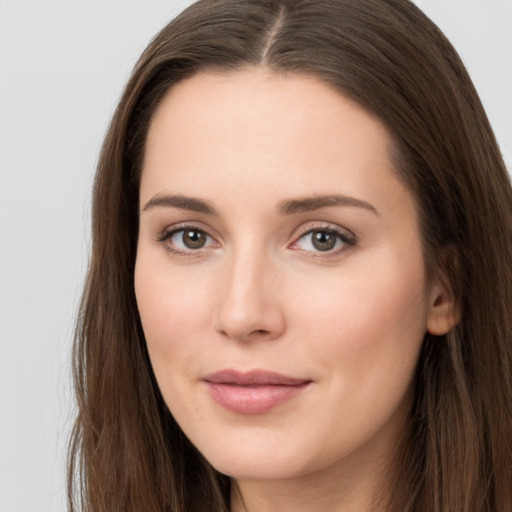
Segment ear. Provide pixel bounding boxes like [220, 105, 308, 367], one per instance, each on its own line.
[426, 279, 460, 335]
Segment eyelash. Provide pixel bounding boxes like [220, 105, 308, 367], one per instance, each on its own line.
[157, 222, 357, 259]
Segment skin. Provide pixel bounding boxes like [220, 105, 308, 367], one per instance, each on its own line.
[135, 68, 456, 512]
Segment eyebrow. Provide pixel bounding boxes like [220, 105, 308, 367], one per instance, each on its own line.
[277, 195, 379, 216]
[142, 194, 218, 215]
[141, 193, 378, 216]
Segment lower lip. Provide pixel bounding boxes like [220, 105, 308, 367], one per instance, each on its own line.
[205, 382, 310, 414]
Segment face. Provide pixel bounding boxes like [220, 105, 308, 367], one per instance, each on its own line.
[135, 69, 449, 485]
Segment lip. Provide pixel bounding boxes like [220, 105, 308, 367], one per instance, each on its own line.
[203, 369, 312, 414]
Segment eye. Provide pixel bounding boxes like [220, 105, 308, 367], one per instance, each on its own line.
[173, 229, 209, 250]
[158, 226, 217, 255]
[291, 226, 356, 256]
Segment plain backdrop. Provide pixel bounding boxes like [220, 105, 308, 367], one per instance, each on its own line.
[0, 1, 510, 511]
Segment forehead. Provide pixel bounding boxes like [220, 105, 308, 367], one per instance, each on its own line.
[146, 68, 391, 157]
[141, 68, 409, 218]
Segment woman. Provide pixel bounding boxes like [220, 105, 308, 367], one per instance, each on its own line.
[68, 1, 512, 511]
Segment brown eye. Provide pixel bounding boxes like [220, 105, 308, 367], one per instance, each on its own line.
[293, 226, 355, 256]
[163, 227, 215, 253]
[311, 230, 337, 251]
[182, 229, 207, 249]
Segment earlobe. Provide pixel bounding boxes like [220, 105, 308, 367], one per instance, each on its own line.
[426, 282, 461, 335]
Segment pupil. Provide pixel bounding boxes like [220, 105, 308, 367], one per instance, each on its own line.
[312, 230, 336, 251]
[183, 230, 206, 249]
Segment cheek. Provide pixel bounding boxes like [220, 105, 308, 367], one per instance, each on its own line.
[303, 236, 426, 330]
[339, 271, 427, 351]
[289, 250, 429, 394]
[134, 251, 213, 371]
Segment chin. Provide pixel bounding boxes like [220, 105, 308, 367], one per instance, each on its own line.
[209, 453, 305, 481]
[192, 429, 338, 482]
[187, 428, 304, 480]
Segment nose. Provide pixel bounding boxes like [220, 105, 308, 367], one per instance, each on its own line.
[213, 247, 286, 343]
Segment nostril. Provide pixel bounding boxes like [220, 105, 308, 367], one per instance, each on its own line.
[245, 329, 274, 340]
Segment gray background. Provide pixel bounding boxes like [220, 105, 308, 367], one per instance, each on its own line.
[0, 1, 510, 511]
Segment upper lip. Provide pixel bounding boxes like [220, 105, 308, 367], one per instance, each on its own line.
[203, 369, 311, 386]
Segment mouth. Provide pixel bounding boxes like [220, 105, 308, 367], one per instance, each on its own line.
[203, 369, 312, 415]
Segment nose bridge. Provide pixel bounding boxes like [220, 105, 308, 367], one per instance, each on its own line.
[214, 238, 285, 342]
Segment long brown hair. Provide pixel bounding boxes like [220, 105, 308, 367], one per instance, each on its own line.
[68, 1, 512, 510]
